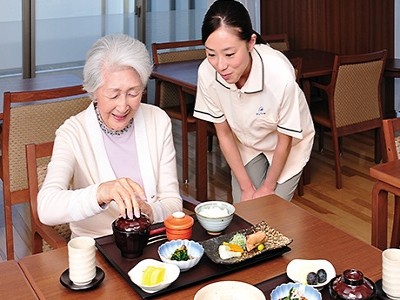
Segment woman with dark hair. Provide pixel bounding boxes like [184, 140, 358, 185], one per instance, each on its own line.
[194, 0, 315, 202]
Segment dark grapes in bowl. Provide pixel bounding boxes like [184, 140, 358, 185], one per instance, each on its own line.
[287, 259, 336, 289]
[307, 269, 328, 285]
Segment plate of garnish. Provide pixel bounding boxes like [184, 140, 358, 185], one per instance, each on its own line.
[200, 221, 292, 264]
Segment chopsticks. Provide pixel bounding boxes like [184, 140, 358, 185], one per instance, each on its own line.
[147, 234, 167, 245]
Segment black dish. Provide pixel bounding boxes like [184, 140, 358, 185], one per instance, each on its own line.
[60, 266, 105, 291]
[200, 221, 292, 265]
[375, 279, 393, 300]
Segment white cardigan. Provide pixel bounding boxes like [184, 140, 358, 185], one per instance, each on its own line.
[38, 102, 182, 238]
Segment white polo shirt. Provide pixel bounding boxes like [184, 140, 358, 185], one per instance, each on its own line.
[194, 44, 315, 183]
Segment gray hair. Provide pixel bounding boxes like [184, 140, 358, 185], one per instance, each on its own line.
[83, 34, 152, 98]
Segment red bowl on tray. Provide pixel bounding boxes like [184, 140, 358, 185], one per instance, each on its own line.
[329, 269, 376, 300]
[112, 213, 152, 258]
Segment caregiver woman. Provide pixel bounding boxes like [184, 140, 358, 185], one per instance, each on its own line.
[194, 0, 315, 202]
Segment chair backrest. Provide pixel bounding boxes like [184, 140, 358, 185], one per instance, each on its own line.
[328, 49, 387, 130]
[261, 33, 290, 51]
[152, 40, 205, 108]
[2, 84, 90, 259]
[26, 141, 70, 253]
[382, 118, 400, 162]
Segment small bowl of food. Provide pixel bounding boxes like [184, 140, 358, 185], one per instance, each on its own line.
[271, 282, 322, 300]
[195, 201, 235, 235]
[128, 258, 180, 293]
[158, 239, 204, 271]
[286, 259, 336, 289]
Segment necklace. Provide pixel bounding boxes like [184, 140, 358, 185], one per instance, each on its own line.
[94, 103, 133, 136]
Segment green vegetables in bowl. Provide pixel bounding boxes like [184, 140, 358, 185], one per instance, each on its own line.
[171, 245, 190, 261]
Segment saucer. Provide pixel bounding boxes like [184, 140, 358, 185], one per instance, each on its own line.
[376, 279, 400, 300]
[60, 266, 105, 291]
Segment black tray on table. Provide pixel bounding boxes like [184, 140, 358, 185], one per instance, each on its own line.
[95, 214, 292, 299]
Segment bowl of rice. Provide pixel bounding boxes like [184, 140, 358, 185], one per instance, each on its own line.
[194, 201, 235, 235]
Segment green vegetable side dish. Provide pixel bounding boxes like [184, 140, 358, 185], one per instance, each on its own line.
[229, 233, 246, 250]
[170, 245, 191, 261]
[279, 287, 307, 300]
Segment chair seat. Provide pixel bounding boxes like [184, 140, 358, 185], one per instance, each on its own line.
[310, 100, 330, 128]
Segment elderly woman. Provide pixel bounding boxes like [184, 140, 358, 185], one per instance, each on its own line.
[38, 34, 182, 238]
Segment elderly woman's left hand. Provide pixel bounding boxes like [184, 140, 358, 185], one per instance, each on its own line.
[96, 177, 154, 222]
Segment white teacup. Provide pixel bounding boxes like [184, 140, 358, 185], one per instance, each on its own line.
[382, 248, 400, 299]
[68, 236, 96, 286]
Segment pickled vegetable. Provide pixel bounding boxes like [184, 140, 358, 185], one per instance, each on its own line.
[142, 266, 165, 286]
[223, 242, 244, 252]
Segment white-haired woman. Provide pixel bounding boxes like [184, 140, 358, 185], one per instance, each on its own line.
[38, 34, 182, 238]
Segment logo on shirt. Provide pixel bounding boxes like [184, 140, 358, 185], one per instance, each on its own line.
[256, 106, 266, 115]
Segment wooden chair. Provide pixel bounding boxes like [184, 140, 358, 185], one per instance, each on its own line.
[26, 140, 201, 253]
[261, 33, 290, 51]
[311, 49, 387, 189]
[2, 85, 91, 259]
[152, 40, 208, 183]
[26, 141, 71, 253]
[381, 118, 400, 248]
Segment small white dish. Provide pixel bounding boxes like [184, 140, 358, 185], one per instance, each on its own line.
[271, 282, 322, 300]
[286, 258, 336, 289]
[158, 239, 204, 271]
[194, 281, 266, 300]
[128, 258, 180, 293]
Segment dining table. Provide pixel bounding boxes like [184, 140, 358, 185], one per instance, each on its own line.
[0, 73, 83, 120]
[17, 194, 383, 299]
[383, 58, 400, 118]
[0, 260, 38, 299]
[370, 159, 400, 250]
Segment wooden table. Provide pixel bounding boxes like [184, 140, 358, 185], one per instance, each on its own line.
[285, 49, 335, 102]
[0, 260, 38, 299]
[383, 58, 400, 118]
[0, 73, 83, 120]
[370, 159, 400, 250]
[18, 195, 382, 299]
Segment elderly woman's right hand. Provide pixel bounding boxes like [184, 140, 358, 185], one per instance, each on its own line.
[96, 178, 147, 220]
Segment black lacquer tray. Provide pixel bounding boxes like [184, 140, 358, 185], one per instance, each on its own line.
[95, 215, 291, 299]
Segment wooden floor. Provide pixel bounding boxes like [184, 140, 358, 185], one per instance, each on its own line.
[0, 120, 393, 261]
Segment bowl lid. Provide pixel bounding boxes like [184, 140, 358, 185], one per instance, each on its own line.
[330, 269, 376, 300]
[114, 213, 151, 232]
[164, 212, 194, 230]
